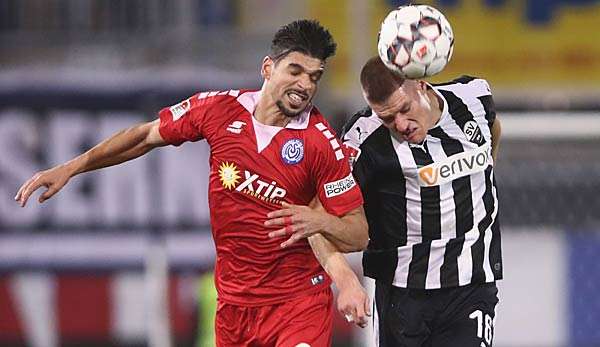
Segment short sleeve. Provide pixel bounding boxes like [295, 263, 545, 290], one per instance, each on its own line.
[158, 94, 208, 146]
[477, 79, 496, 129]
[312, 125, 363, 217]
[340, 109, 376, 194]
[341, 141, 372, 195]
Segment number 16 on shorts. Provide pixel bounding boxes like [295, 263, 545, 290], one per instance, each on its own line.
[469, 309, 494, 347]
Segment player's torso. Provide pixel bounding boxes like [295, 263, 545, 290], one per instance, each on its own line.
[206, 103, 318, 231]
[346, 82, 496, 245]
[201, 90, 334, 304]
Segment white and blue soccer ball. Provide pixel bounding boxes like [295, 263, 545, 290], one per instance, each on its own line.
[377, 5, 454, 79]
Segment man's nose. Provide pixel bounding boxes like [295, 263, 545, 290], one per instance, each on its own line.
[297, 74, 312, 91]
[394, 117, 409, 133]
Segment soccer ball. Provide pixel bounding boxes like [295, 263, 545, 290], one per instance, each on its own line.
[377, 5, 454, 79]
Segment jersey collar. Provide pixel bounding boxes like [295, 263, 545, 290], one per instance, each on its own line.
[428, 83, 449, 131]
[237, 84, 312, 130]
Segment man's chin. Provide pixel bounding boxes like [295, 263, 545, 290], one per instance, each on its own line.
[277, 100, 305, 118]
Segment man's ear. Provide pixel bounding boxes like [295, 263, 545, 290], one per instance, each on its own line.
[261, 56, 273, 80]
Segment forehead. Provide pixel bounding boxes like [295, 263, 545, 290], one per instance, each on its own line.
[277, 51, 324, 70]
[371, 88, 409, 114]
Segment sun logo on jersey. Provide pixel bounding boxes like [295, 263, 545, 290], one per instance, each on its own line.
[218, 162, 241, 190]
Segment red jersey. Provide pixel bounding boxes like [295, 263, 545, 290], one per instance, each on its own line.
[158, 89, 363, 306]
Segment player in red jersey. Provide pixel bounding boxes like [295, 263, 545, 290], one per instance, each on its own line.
[15, 20, 370, 346]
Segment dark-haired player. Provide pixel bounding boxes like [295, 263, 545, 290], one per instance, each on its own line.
[16, 20, 369, 347]
[342, 56, 502, 347]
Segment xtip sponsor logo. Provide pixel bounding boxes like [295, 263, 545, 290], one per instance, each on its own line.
[218, 162, 241, 190]
[169, 99, 191, 121]
[324, 173, 357, 198]
[281, 138, 304, 165]
[417, 143, 492, 187]
[218, 162, 287, 203]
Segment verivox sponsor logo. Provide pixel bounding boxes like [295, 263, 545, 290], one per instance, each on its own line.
[324, 173, 356, 198]
[417, 143, 491, 187]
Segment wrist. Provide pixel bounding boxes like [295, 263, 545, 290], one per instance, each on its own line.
[63, 159, 82, 177]
[332, 267, 361, 291]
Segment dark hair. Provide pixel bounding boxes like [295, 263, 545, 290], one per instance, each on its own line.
[270, 19, 337, 62]
[360, 56, 406, 104]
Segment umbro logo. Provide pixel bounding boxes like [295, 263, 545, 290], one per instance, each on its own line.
[226, 121, 246, 134]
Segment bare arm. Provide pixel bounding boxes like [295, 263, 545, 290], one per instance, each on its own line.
[491, 117, 501, 163]
[308, 233, 369, 328]
[15, 119, 166, 206]
[310, 201, 368, 252]
[265, 201, 368, 253]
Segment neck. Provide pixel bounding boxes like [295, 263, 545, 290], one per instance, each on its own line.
[254, 92, 292, 127]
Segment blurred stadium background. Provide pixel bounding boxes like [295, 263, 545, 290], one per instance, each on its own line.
[0, 0, 599, 346]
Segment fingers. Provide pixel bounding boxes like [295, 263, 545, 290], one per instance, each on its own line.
[17, 175, 45, 207]
[264, 214, 296, 227]
[265, 222, 310, 247]
[39, 184, 59, 203]
[280, 231, 304, 248]
[268, 224, 296, 238]
[266, 208, 293, 219]
[15, 173, 39, 203]
[354, 300, 368, 328]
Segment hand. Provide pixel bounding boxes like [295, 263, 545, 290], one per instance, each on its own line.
[337, 279, 371, 328]
[264, 202, 332, 248]
[14, 164, 73, 207]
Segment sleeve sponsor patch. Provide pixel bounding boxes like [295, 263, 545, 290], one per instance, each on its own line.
[324, 173, 357, 198]
[169, 99, 191, 121]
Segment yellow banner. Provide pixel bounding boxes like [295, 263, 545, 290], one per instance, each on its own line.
[309, 0, 600, 89]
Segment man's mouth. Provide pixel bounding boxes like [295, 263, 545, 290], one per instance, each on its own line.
[402, 127, 419, 142]
[286, 91, 308, 106]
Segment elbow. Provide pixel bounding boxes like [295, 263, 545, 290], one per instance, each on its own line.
[343, 222, 369, 253]
[357, 222, 369, 251]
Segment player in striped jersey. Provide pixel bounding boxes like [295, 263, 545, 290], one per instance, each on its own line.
[342, 56, 503, 347]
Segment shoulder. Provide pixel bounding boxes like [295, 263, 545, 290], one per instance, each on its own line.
[165, 89, 243, 119]
[195, 89, 247, 107]
[433, 75, 493, 98]
[341, 106, 384, 147]
[306, 107, 345, 161]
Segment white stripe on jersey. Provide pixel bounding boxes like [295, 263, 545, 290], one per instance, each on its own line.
[425, 238, 449, 289]
[484, 169, 500, 282]
[391, 134, 422, 245]
[424, 139, 456, 289]
[457, 227, 478, 286]
[392, 243, 414, 288]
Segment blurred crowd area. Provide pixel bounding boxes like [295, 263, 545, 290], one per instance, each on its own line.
[0, 1, 599, 347]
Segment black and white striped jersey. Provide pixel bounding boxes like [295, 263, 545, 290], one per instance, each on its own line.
[342, 76, 502, 289]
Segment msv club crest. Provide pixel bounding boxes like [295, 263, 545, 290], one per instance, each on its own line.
[281, 138, 304, 165]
